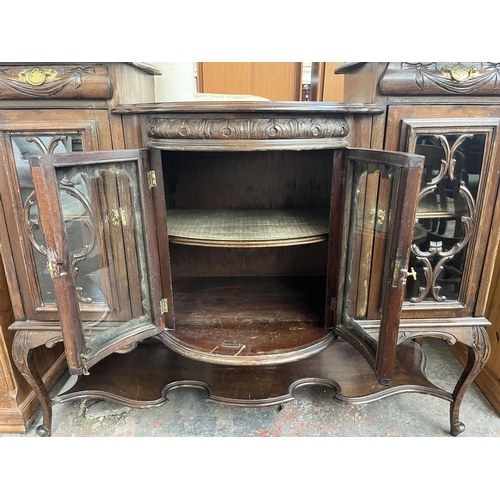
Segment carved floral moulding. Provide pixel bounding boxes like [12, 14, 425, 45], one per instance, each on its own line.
[0, 65, 112, 99]
[380, 62, 500, 95]
[147, 115, 350, 142]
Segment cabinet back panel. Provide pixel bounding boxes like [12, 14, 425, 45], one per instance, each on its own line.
[169, 243, 328, 278]
[162, 150, 334, 209]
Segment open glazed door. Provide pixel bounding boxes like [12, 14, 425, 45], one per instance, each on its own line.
[336, 148, 424, 385]
[29, 149, 164, 375]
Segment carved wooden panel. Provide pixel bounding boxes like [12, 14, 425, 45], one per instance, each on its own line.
[0, 65, 112, 100]
[148, 115, 350, 141]
[380, 62, 500, 96]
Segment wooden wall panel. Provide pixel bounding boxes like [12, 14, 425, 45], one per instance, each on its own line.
[197, 62, 303, 101]
[485, 250, 500, 377]
[310, 63, 345, 102]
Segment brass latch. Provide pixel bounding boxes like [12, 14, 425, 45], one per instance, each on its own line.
[47, 258, 67, 279]
[160, 298, 169, 314]
[369, 209, 386, 232]
[392, 262, 417, 287]
[110, 208, 127, 227]
[147, 170, 157, 188]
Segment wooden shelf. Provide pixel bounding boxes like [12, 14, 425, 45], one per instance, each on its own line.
[416, 196, 469, 219]
[57, 339, 444, 410]
[162, 276, 332, 365]
[166, 208, 330, 247]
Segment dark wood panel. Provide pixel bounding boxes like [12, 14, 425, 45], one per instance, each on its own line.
[163, 149, 334, 210]
[169, 242, 328, 278]
[173, 276, 326, 325]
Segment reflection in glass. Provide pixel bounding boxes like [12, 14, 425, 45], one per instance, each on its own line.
[14, 135, 83, 306]
[28, 152, 154, 357]
[405, 133, 484, 303]
[343, 163, 395, 346]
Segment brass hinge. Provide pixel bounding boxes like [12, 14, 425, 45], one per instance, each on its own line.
[81, 354, 90, 376]
[391, 260, 402, 287]
[160, 298, 169, 314]
[147, 170, 157, 188]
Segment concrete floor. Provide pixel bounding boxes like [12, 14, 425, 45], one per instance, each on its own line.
[2, 338, 500, 438]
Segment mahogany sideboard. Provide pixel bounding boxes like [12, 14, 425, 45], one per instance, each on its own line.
[0, 62, 159, 432]
[0, 66, 493, 437]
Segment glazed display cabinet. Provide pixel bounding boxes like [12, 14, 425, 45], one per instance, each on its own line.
[337, 61, 500, 416]
[0, 62, 158, 431]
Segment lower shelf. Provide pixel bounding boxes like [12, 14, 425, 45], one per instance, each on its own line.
[55, 338, 451, 408]
[166, 276, 332, 365]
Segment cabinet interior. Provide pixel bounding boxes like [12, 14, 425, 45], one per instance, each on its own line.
[161, 149, 335, 358]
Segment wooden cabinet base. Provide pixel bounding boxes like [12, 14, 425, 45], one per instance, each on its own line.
[52, 339, 467, 436]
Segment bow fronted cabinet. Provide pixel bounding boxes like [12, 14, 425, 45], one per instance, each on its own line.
[0, 65, 495, 437]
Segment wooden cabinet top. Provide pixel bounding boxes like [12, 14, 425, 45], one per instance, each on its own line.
[112, 101, 384, 115]
[113, 101, 383, 151]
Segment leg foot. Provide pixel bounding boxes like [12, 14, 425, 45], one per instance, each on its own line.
[449, 326, 490, 436]
[450, 421, 465, 437]
[12, 330, 54, 437]
[36, 425, 51, 438]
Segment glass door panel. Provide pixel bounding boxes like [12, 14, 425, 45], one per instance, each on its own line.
[406, 133, 485, 304]
[13, 134, 83, 306]
[29, 150, 158, 374]
[338, 148, 423, 383]
[343, 164, 394, 347]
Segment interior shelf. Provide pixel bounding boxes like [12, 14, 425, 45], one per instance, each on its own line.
[416, 195, 469, 219]
[161, 276, 333, 365]
[166, 208, 330, 247]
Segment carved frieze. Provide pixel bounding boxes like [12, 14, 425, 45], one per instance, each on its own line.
[0, 65, 112, 99]
[380, 62, 500, 95]
[147, 116, 350, 141]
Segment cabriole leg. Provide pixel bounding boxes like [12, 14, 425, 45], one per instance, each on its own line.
[450, 326, 490, 436]
[12, 330, 53, 437]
